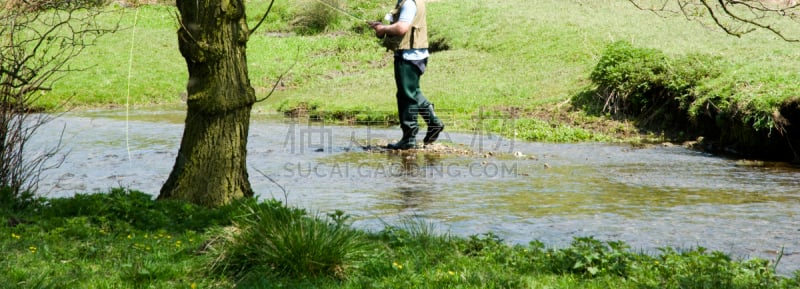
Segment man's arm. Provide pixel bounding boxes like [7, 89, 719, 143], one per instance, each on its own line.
[370, 21, 410, 38]
[370, 0, 416, 38]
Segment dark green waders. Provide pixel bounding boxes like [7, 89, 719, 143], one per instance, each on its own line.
[388, 56, 444, 150]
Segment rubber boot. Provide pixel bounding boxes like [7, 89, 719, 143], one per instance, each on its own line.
[420, 102, 444, 145]
[390, 56, 424, 150]
[388, 104, 418, 150]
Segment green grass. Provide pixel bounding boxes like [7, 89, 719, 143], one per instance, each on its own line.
[35, 0, 800, 143]
[9, 1, 800, 286]
[1, 189, 799, 288]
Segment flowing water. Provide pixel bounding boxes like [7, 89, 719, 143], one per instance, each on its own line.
[30, 108, 800, 274]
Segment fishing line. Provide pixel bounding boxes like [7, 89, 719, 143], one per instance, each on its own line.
[310, 0, 372, 23]
[125, 8, 140, 164]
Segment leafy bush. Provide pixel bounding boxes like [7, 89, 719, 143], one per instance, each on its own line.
[207, 200, 368, 279]
[632, 247, 791, 289]
[547, 236, 633, 277]
[589, 41, 721, 122]
[0, 186, 44, 214]
[587, 41, 800, 158]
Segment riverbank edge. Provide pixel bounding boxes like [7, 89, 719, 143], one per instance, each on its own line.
[270, 96, 800, 163]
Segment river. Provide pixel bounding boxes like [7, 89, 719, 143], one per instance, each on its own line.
[28, 108, 800, 274]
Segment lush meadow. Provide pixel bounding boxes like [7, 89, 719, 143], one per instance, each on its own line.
[40, 0, 800, 145]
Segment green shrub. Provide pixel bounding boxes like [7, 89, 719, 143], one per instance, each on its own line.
[207, 200, 368, 279]
[637, 247, 781, 289]
[589, 41, 721, 121]
[590, 41, 669, 114]
[0, 186, 44, 214]
[587, 41, 800, 157]
[548, 236, 633, 277]
[459, 232, 505, 257]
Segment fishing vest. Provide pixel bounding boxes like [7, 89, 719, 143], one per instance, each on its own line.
[383, 0, 429, 51]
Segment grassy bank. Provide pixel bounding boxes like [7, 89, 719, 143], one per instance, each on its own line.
[39, 0, 799, 148]
[2, 189, 799, 288]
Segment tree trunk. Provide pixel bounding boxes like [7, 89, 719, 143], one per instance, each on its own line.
[158, 0, 255, 207]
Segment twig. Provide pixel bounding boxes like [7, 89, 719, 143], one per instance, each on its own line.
[250, 0, 276, 34]
[252, 166, 288, 203]
[255, 47, 300, 103]
[628, 0, 800, 42]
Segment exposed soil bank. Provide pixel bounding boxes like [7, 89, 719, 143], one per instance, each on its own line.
[582, 92, 800, 162]
[704, 98, 800, 161]
[584, 92, 800, 162]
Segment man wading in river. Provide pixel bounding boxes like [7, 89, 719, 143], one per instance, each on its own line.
[370, 0, 444, 150]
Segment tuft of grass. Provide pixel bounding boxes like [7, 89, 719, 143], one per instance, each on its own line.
[207, 199, 369, 280]
[291, 0, 347, 35]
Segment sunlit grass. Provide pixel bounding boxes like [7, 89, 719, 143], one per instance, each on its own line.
[34, 0, 800, 142]
[1, 189, 799, 288]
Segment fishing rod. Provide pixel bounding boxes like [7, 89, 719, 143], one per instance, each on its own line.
[310, 0, 378, 25]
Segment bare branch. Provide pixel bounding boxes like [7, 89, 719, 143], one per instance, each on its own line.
[715, 0, 799, 41]
[629, 0, 800, 42]
[255, 47, 300, 103]
[255, 61, 296, 103]
[252, 166, 288, 203]
[1, 0, 117, 197]
[250, 0, 276, 34]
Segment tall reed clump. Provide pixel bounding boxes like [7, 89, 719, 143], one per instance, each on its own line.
[291, 0, 346, 35]
[206, 199, 368, 280]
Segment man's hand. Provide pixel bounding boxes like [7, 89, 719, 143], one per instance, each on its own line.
[369, 21, 386, 38]
[368, 21, 410, 39]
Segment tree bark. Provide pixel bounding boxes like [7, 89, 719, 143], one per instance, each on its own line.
[159, 0, 255, 207]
